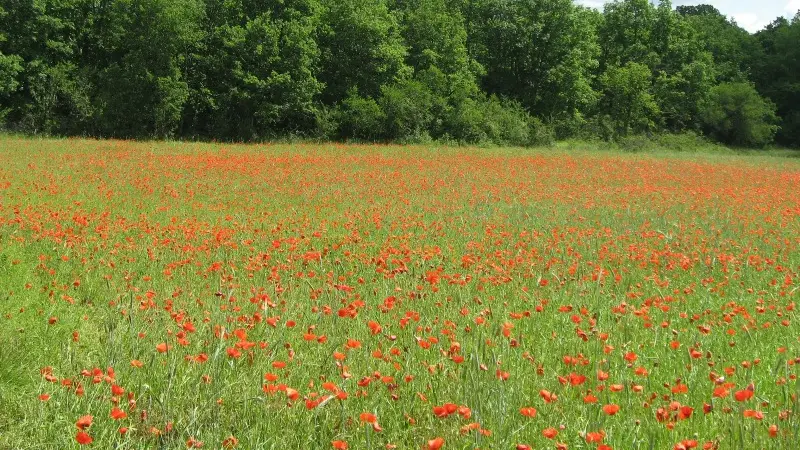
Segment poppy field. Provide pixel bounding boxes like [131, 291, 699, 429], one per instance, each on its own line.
[0, 136, 799, 450]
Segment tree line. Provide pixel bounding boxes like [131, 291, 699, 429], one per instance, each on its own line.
[1, 0, 798, 148]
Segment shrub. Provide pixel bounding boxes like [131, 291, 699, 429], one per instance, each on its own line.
[335, 90, 386, 141]
[447, 97, 489, 144]
[527, 117, 555, 147]
[700, 82, 779, 147]
[448, 95, 553, 147]
[616, 132, 731, 153]
[480, 96, 531, 146]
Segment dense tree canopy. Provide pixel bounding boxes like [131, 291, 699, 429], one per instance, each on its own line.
[0, 0, 797, 147]
[749, 13, 800, 147]
[700, 82, 779, 147]
[182, 0, 322, 140]
[466, 0, 599, 125]
[317, 0, 407, 105]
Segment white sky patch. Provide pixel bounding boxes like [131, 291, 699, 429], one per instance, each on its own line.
[731, 12, 769, 32]
[575, 1, 795, 32]
[579, 0, 605, 8]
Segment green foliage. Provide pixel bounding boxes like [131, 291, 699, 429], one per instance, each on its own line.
[22, 61, 92, 133]
[0, 0, 797, 148]
[615, 131, 730, 153]
[0, 0, 94, 133]
[318, 0, 408, 104]
[654, 56, 715, 131]
[595, 1, 724, 142]
[598, 62, 660, 138]
[600, 0, 658, 68]
[467, 0, 599, 123]
[91, 0, 203, 138]
[0, 52, 22, 123]
[750, 14, 800, 146]
[332, 89, 386, 141]
[396, 0, 493, 142]
[0, 53, 22, 95]
[399, 0, 478, 82]
[700, 82, 779, 147]
[448, 95, 537, 146]
[678, 5, 756, 82]
[379, 78, 435, 143]
[184, 0, 322, 140]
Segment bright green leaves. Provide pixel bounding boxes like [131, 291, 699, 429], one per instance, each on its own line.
[597, 62, 660, 138]
[184, 0, 322, 140]
[318, 0, 408, 104]
[467, 0, 599, 126]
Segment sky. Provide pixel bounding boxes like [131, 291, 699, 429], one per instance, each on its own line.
[576, 0, 800, 32]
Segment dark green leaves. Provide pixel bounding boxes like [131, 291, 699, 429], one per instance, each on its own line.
[0, 0, 797, 148]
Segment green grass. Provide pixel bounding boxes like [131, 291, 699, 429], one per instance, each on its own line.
[0, 135, 798, 449]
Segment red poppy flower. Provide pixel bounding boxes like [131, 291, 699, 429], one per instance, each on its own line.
[221, 436, 239, 449]
[602, 404, 620, 416]
[734, 389, 753, 402]
[76, 415, 93, 430]
[427, 437, 444, 450]
[110, 407, 127, 420]
[540, 390, 557, 403]
[542, 428, 559, 439]
[586, 431, 606, 443]
[359, 412, 377, 424]
[76, 431, 92, 445]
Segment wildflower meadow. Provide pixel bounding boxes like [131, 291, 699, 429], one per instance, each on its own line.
[0, 136, 798, 449]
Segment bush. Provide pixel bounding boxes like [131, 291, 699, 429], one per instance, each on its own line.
[480, 96, 531, 146]
[447, 97, 489, 144]
[446, 95, 554, 147]
[614, 132, 732, 153]
[777, 111, 800, 148]
[551, 114, 590, 141]
[527, 116, 555, 147]
[700, 82, 780, 147]
[616, 134, 654, 152]
[379, 79, 435, 143]
[326, 83, 554, 147]
[313, 105, 339, 140]
[652, 132, 718, 151]
[334, 90, 386, 141]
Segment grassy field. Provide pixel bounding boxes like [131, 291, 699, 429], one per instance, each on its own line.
[0, 136, 798, 449]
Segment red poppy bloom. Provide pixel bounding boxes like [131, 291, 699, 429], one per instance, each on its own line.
[359, 412, 377, 424]
[222, 436, 238, 448]
[540, 390, 557, 403]
[76, 431, 92, 445]
[734, 388, 754, 402]
[602, 404, 620, 416]
[76, 415, 93, 430]
[427, 437, 444, 450]
[110, 407, 127, 420]
[586, 431, 606, 443]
